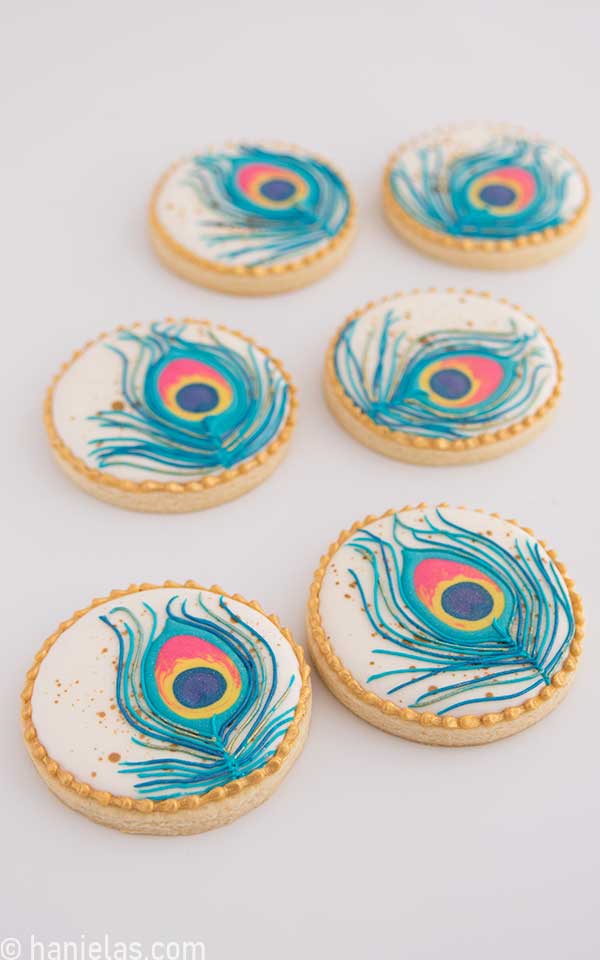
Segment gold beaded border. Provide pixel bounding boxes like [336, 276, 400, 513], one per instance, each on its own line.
[45, 319, 298, 496]
[325, 288, 563, 454]
[149, 142, 357, 279]
[307, 504, 584, 733]
[22, 581, 311, 815]
[382, 124, 590, 255]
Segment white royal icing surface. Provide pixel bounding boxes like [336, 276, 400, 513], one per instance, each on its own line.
[31, 588, 301, 798]
[51, 320, 290, 483]
[319, 507, 573, 717]
[332, 291, 559, 438]
[154, 142, 351, 268]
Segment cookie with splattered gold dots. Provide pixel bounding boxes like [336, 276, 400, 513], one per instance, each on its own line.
[150, 141, 356, 294]
[307, 505, 583, 745]
[22, 583, 311, 834]
[383, 125, 589, 268]
[325, 289, 562, 465]
[46, 319, 296, 512]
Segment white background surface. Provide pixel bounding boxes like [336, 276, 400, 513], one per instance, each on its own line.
[2, 1, 598, 957]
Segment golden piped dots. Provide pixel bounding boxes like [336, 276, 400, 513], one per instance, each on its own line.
[419, 712, 441, 727]
[482, 713, 503, 727]
[401, 707, 418, 722]
[458, 716, 480, 730]
[503, 707, 523, 721]
[225, 780, 243, 796]
[441, 716, 458, 729]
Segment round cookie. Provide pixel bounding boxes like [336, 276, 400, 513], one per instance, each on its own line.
[325, 289, 562, 465]
[22, 582, 311, 834]
[307, 505, 583, 746]
[150, 142, 356, 294]
[383, 125, 589, 269]
[46, 319, 297, 512]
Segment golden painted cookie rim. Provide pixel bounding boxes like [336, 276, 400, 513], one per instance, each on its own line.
[149, 142, 357, 278]
[22, 581, 311, 815]
[307, 504, 584, 732]
[325, 288, 563, 454]
[45, 318, 298, 496]
[382, 124, 590, 255]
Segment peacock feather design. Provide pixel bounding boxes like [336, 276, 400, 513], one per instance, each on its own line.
[334, 310, 553, 438]
[89, 322, 289, 476]
[101, 594, 298, 800]
[183, 144, 351, 266]
[346, 509, 574, 714]
[390, 134, 576, 239]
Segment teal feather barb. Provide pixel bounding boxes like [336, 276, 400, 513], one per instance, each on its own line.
[346, 509, 574, 715]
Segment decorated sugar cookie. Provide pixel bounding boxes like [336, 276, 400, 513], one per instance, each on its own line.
[150, 142, 356, 294]
[383, 125, 589, 269]
[22, 583, 311, 834]
[325, 290, 561, 465]
[46, 319, 296, 512]
[307, 505, 583, 746]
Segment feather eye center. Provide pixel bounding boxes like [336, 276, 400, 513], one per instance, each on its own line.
[417, 354, 505, 409]
[236, 162, 309, 210]
[468, 166, 537, 217]
[156, 356, 234, 422]
[413, 557, 505, 632]
[440, 581, 494, 622]
[429, 367, 471, 400]
[154, 632, 242, 720]
[174, 382, 220, 414]
[259, 178, 296, 202]
[479, 183, 516, 207]
[172, 666, 227, 709]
